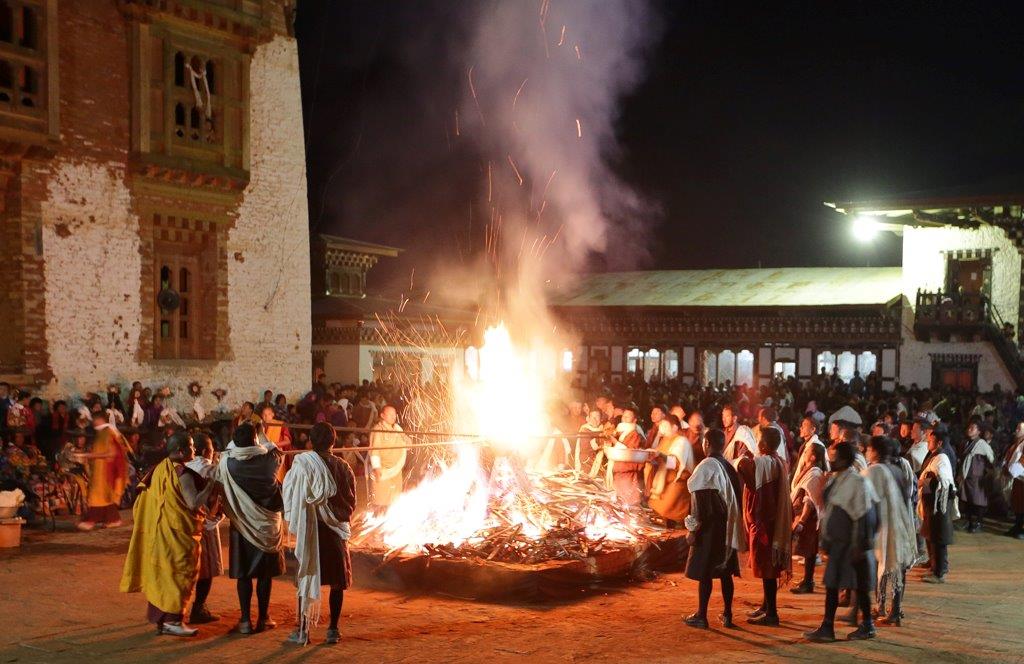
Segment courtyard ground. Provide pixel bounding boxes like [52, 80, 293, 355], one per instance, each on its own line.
[1, 515, 1022, 663]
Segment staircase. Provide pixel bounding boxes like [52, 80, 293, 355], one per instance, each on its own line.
[914, 288, 1024, 388]
[982, 303, 1024, 387]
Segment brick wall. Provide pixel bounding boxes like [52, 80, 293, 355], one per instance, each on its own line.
[8, 2, 311, 409]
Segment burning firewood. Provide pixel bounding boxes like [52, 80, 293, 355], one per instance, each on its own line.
[352, 468, 669, 565]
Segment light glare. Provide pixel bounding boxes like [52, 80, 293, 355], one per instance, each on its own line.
[852, 215, 880, 242]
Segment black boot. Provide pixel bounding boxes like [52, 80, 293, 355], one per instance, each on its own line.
[684, 612, 709, 629]
[847, 621, 877, 640]
[805, 623, 836, 642]
[189, 604, 218, 624]
[790, 580, 815, 594]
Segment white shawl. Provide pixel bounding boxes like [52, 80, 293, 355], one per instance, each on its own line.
[790, 465, 826, 516]
[725, 425, 757, 462]
[960, 438, 994, 480]
[283, 452, 351, 633]
[866, 464, 918, 588]
[217, 443, 284, 553]
[686, 457, 744, 553]
[918, 452, 960, 520]
[824, 467, 878, 523]
[131, 400, 145, 428]
[751, 453, 779, 490]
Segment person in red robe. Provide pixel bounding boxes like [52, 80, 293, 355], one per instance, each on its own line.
[610, 409, 645, 506]
[736, 426, 792, 626]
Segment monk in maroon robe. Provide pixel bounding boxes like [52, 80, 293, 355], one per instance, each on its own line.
[736, 426, 792, 626]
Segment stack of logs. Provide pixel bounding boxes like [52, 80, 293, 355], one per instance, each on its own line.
[355, 469, 663, 565]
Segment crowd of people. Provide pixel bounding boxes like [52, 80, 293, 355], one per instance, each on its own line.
[0, 373, 410, 523]
[567, 370, 1024, 642]
[3, 367, 1023, 645]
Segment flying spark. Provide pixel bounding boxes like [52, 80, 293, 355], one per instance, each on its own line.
[507, 154, 524, 186]
[467, 66, 485, 126]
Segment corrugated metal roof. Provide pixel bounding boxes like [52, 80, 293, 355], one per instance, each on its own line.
[551, 267, 903, 308]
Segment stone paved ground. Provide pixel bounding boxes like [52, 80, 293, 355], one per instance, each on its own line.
[1, 514, 1023, 663]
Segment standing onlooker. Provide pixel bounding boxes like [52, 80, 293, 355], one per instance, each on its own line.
[919, 424, 957, 583]
[75, 411, 129, 531]
[120, 431, 214, 637]
[185, 432, 223, 625]
[805, 442, 880, 642]
[282, 422, 357, 645]
[218, 423, 285, 634]
[959, 421, 994, 533]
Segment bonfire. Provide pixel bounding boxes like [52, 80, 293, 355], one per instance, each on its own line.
[350, 322, 664, 566]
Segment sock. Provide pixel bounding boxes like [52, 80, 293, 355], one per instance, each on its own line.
[697, 578, 712, 619]
[823, 587, 838, 628]
[802, 555, 815, 586]
[237, 578, 253, 623]
[763, 579, 778, 617]
[721, 576, 734, 617]
[193, 578, 212, 610]
[857, 586, 873, 624]
[329, 587, 344, 630]
[256, 576, 272, 621]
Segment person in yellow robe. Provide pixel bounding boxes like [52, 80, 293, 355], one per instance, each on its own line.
[367, 406, 408, 511]
[260, 404, 293, 483]
[75, 411, 129, 530]
[121, 431, 215, 637]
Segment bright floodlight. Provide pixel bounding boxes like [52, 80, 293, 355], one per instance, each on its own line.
[852, 215, 880, 242]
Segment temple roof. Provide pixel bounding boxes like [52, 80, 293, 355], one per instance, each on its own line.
[551, 267, 903, 309]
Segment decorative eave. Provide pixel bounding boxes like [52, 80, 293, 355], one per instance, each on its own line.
[554, 305, 902, 347]
[128, 153, 249, 199]
[118, 0, 285, 51]
[825, 175, 1024, 231]
[316, 234, 403, 258]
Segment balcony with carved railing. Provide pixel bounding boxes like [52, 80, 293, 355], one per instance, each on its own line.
[913, 289, 988, 340]
[915, 288, 1024, 387]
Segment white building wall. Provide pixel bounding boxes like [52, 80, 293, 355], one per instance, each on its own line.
[319, 343, 361, 385]
[898, 339, 1014, 392]
[899, 224, 1021, 390]
[37, 36, 311, 410]
[319, 343, 463, 386]
[901, 225, 1020, 330]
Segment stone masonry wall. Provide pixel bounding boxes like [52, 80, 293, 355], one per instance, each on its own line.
[33, 26, 311, 410]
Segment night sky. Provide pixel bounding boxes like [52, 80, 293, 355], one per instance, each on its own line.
[295, 1, 1024, 288]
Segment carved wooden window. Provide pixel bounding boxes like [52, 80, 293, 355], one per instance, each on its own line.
[0, 0, 56, 140]
[152, 213, 217, 360]
[930, 354, 979, 391]
[326, 268, 364, 296]
[131, 21, 249, 173]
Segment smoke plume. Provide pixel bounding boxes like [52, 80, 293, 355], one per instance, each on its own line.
[461, 0, 661, 274]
